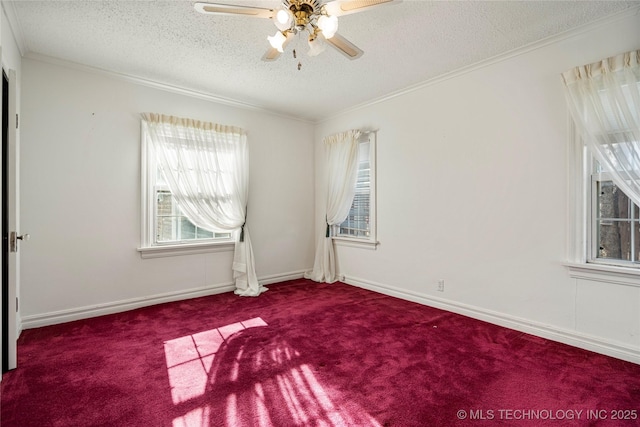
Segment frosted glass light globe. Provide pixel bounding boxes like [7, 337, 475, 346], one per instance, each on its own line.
[267, 31, 287, 52]
[317, 15, 338, 39]
[274, 9, 293, 31]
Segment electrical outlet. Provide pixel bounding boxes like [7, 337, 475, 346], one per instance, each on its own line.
[437, 279, 445, 292]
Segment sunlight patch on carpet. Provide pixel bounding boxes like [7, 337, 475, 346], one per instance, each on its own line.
[166, 316, 381, 427]
[171, 406, 211, 427]
[164, 318, 268, 408]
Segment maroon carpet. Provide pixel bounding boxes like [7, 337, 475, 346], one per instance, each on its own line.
[2, 279, 640, 426]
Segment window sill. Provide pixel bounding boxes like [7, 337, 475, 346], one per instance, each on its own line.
[333, 237, 378, 250]
[564, 262, 640, 287]
[138, 241, 235, 259]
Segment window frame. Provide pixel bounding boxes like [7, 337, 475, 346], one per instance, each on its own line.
[332, 131, 378, 250]
[138, 122, 235, 259]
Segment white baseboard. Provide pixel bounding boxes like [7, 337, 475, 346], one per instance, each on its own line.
[260, 270, 307, 286]
[344, 275, 640, 365]
[20, 270, 306, 330]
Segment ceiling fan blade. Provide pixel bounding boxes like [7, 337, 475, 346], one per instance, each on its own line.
[323, 0, 400, 17]
[326, 33, 363, 60]
[194, 2, 275, 19]
[261, 32, 295, 62]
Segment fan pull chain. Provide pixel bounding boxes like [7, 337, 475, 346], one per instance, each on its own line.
[292, 49, 302, 70]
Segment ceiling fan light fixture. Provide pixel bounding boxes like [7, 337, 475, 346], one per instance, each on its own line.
[195, 0, 401, 65]
[267, 31, 287, 52]
[274, 8, 294, 31]
[317, 14, 338, 39]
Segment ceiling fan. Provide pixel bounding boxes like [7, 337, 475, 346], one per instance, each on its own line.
[194, 0, 400, 64]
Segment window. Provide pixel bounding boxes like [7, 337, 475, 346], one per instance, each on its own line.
[139, 121, 234, 258]
[334, 132, 377, 248]
[563, 51, 640, 272]
[577, 128, 640, 269]
[580, 93, 640, 268]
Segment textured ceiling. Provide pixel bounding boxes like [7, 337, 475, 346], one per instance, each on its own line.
[5, 0, 640, 121]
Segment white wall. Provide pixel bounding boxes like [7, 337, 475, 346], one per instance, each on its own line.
[19, 57, 315, 325]
[2, 7, 21, 72]
[314, 11, 640, 362]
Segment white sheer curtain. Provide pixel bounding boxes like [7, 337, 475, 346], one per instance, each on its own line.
[141, 113, 266, 297]
[562, 49, 640, 206]
[305, 130, 361, 283]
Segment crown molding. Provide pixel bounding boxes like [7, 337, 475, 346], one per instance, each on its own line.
[318, 4, 640, 123]
[2, 0, 28, 56]
[23, 52, 314, 124]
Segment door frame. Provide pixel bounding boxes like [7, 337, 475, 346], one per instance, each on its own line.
[1, 64, 19, 373]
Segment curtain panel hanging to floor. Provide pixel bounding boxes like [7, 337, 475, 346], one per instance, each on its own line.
[562, 49, 640, 206]
[141, 113, 265, 296]
[306, 129, 361, 283]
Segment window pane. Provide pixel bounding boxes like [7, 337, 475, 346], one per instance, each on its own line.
[157, 190, 173, 216]
[339, 140, 371, 238]
[594, 178, 640, 263]
[155, 189, 230, 243]
[635, 222, 640, 262]
[597, 181, 632, 220]
[340, 193, 370, 237]
[597, 220, 632, 261]
[157, 217, 178, 242]
[197, 228, 214, 239]
[180, 218, 196, 240]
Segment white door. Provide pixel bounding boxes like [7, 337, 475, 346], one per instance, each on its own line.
[2, 66, 19, 372]
[7, 68, 18, 371]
